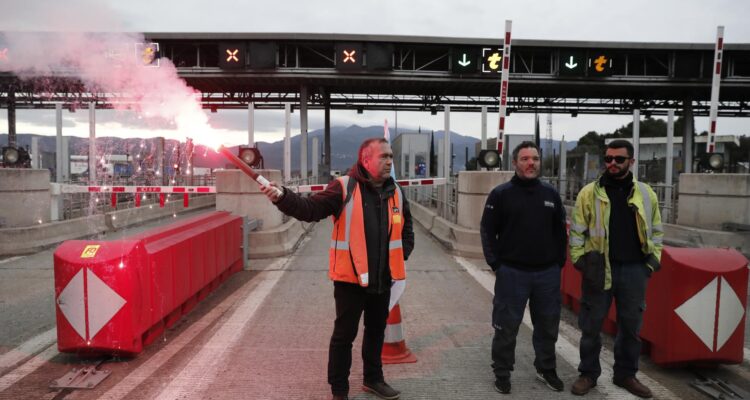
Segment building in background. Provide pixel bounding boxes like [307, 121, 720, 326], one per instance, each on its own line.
[392, 132, 430, 179]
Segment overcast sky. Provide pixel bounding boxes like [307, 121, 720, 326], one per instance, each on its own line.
[2, 0, 749, 145]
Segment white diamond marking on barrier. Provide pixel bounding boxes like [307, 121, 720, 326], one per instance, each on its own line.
[86, 268, 126, 340]
[717, 278, 745, 351]
[58, 268, 87, 341]
[675, 277, 717, 351]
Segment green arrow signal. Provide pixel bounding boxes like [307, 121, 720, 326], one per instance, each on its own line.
[564, 56, 578, 69]
[458, 53, 471, 67]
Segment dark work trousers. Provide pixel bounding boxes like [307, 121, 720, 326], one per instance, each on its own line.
[491, 264, 562, 378]
[577, 261, 649, 381]
[328, 282, 390, 396]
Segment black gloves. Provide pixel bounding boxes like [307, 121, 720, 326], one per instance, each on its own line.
[644, 253, 660, 273]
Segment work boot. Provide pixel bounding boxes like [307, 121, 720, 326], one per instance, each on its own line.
[494, 376, 511, 394]
[613, 376, 653, 398]
[571, 375, 596, 395]
[362, 381, 400, 400]
[536, 369, 564, 391]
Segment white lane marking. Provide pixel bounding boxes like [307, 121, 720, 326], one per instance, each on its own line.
[100, 256, 293, 400]
[155, 270, 284, 400]
[455, 256, 680, 400]
[0, 345, 58, 392]
[0, 256, 23, 265]
[0, 328, 56, 372]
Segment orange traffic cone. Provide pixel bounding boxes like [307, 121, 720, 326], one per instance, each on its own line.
[381, 302, 417, 364]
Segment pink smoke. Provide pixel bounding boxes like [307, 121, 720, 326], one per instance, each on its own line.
[1, 30, 215, 146]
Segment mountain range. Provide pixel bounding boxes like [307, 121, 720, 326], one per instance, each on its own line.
[1, 126, 577, 173]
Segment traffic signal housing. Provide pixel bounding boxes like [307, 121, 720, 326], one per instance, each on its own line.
[700, 152, 725, 172]
[477, 149, 501, 169]
[1, 146, 31, 168]
[238, 146, 263, 169]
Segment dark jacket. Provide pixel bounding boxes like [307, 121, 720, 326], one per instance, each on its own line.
[274, 163, 414, 293]
[480, 175, 567, 271]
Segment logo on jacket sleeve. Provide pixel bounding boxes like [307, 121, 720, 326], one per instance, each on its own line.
[544, 200, 555, 208]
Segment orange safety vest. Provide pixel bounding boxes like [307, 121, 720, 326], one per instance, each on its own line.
[329, 175, 406, 286]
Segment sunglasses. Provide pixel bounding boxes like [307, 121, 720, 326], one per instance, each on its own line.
[604, 155, 630, 164]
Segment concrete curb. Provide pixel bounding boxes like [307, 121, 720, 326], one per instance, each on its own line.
[410, 201, 483, 258]
[247, 218, 310, 259]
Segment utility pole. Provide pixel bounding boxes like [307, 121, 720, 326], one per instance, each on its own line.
[546, 113, 553, 175]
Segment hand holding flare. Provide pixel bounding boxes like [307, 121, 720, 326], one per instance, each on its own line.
[217, 145, 284, 200]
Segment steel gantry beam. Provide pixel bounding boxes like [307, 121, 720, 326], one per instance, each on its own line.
[1, 86, 747, 117]
[2, 33, 750, 117]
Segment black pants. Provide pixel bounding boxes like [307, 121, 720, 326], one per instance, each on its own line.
[491, 264, 561, 378]
[328, 282, 391, 396]
[578, 261, 649, 381]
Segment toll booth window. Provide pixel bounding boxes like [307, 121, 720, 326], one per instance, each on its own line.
[164, 43, 198, 68]
[198, 44, 219, 67]
[298, 43, 335, 68]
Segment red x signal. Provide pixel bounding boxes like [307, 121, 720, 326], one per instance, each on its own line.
[226, 49, 239, 62]
[343, 49, 356, 63]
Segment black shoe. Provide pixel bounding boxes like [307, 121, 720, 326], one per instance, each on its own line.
[363, 381, 400, 400]
[536, 369, 564, 391]
[494, 377, 511, 394]
[331, 394, 348, 400]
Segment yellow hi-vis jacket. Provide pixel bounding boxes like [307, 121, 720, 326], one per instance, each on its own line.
[569, 175, 664, 290]
[329, 176, 406, 287]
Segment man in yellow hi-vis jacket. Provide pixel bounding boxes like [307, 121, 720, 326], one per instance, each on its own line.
[569, 140, 663, 399]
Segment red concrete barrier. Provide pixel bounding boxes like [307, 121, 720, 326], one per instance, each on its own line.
[561, 246, 748, 366]
[641, 247, 748, 365]
[53, 211, 243, 356]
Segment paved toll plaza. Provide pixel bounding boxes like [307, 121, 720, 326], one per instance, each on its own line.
[2, 214, 748, 400]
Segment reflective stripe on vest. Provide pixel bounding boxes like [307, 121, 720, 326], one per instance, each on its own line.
[592, 197, 606, 238]
[571, 223, 587, 235]
[637, 181, 653, 240]
[330, 176, 353, 250]
[329, 176, 406, 286]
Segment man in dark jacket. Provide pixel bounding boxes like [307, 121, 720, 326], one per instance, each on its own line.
[260, 138, 414, 400]
[480, 141, 567, 395]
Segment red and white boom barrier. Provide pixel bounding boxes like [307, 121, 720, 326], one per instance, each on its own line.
[54, 178, 446, 208]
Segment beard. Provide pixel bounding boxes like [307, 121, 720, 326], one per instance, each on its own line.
[605, 166, 630, 179]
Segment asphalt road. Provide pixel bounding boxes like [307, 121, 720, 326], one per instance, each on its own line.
[0, 214, 749, 399]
